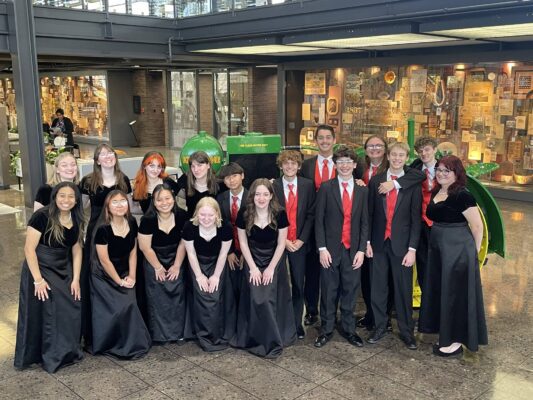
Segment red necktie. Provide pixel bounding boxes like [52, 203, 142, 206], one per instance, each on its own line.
[384, 175, 398, 240]
[287, 183, 297, 241]
[364, 165, 379, 185]
[341, 182, 352, 249]
[422, 170, 433, 227]
[322, 159, 330, 183]
[231, 196, 240, 252]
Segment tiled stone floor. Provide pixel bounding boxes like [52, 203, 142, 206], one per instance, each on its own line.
[0, 147, 531, 399]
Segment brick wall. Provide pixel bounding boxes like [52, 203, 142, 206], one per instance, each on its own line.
[249, 67, 278, 134]
[132, 70, 166, 147]
[198, 74, 214, 134]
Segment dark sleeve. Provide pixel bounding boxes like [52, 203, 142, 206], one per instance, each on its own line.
[235, 208, 246, 229]
[129, 219, 138, 236]
[367, 179, 377, 242]
[277, 211, 289, 229]
[408, 185, 422, 250]
[219, 223, 233, 242]
[314, 185, 327, 249]
[80, 176, 90, 195]
[64, 117, 74, 134]
[94, 225, 109, 245]
[456, 190, 477, 212]
[299, 180, 315, 243]
[163, 177, 180, 196]
[182, 221, 196, 241]
[358, 187, 369, 252]
[28, 210, 48, 233]
[353, 161, 365, 180]
[139, 215, 156, 235]
[396, 167, 425, 190]
[124, 176, 132, 194]
[175, 208, 188, 232]
[177, 174, 187, 192]
[34, 185, 52, 206]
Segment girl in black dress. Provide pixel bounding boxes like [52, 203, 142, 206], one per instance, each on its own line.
[132, 151, 179, 214]
[79, 144, 132, 350]
[90, 190, 151, 359]
[182, 197, 235, 351]
[177, 151, 219, 218]
[233, 178, 296, 358]
[15, 182, 86, 373]
[34, 152, 79, 211]
[138, 183, 187, 343]
[419, 156, 488, 357]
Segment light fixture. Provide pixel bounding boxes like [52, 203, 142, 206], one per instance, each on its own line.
[187, 37, 327, 55]
[428, 23, 533, 39]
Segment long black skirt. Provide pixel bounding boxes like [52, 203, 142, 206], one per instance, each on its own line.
[80, 216, 99, 350]
[186, 253, 236, 352]
[232, 241, 296, 358]
[419, 222, 488, 351]
[143, 244, 186, 343]
[90, 255, 151, 359]
[14, 245, 83, 373]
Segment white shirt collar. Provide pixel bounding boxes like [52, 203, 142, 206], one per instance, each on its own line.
[387, 168, 405, 180]
[283, 176, 298, 189]
[230, 188, 244, 202]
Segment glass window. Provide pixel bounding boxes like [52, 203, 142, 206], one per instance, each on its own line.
[213, 69, 229, 138]
[178, 0, 211, 18]
[131, 0, 150, 15]
[85, 0, 105, 11]
[230, 70, 248, 135]
[170, 71, 198, 147]
[150, 0, 176, 17]
[108, 0, 127, 13]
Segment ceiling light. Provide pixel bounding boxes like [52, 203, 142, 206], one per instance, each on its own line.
[289, 33, 455, 48]
[190, 44, 324, 55]
[429, 23, 533, 39]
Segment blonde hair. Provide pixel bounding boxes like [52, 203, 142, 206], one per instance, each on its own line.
[387, 141, 410, 155]
[48, 152, 80, 186]
[190, 197, 222, 227]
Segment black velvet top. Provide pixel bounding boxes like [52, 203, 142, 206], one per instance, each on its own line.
[80, 175, 132, 224]
[134, 177, 180, 214]
[427, 189, 477, 224]
[181, 221, 232, 256]
[139, 208, 187, 247]
[29, 208, 79, 248]
[34, 184, 53, 207]
[94, 220, 138, 259]
[177, 174, 219, 218]
[235, 209, 289, 247]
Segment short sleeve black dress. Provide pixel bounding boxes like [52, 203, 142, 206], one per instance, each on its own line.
[90, 220, 151, 359]
[231, 210, 297, 358]
[418, 189, 488, 352]
[177, 174, 219, 218]
[182, 221, 236, 351]
[14, 208, 83, 373]
[34, 184, 53, 207]
[139, 208, 187, 342]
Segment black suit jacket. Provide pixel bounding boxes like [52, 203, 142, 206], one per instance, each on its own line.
[216, 188, 248, 253]
[359, 159, 426, 188]
[272, 177, 315, 246]
[315, 178, 369, 261]
[300, 155, 319, 185]
[368, 170, 422, 257]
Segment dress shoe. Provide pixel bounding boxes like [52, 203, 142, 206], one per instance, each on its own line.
[356, 316, 374, 330]
[314, 333, 332, 348]
[400, 334, 418, 350]
[304, 313, 319, 326]
[346, 333, 364, 347]
[367, 328, 388, 344]
[386, 319, 393, 332]
[296, 327, 305, 340]
[432, 344, 463, 357]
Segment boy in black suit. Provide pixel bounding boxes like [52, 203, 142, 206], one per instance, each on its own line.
[273, 150, 316, 339]
[366, 142, 422, 350]
[314, 146, 368, 348]
[216, 163, 248, 304]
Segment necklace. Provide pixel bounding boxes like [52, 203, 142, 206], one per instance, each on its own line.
[195, 181, 208, 191]
[111, 218, 128, 236]
[59, 212, 72, 225]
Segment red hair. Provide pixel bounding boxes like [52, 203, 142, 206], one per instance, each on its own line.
[133, 152, 168, 200]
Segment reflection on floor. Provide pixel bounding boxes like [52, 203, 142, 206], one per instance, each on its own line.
[0, 159, 531, 399]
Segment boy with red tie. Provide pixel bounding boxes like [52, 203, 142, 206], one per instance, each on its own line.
[366, 142, 422, 350]
[273, 151, 315, 339]
[314, 146, 368, 348]
[300, 125, 337, 326]
[411, 137, 438, 290]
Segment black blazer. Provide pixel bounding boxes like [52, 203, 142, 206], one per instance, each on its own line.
[368, 170, 422, 257]
[360, 159, 426, 188]
[315, 178, 369, 261]
[300, 155, 319, 185]
[272, 177, 315, 245]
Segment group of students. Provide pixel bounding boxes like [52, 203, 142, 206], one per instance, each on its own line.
[14, 124, 488, 374]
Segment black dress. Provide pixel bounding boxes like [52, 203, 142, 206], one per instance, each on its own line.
[79, 175, 132, 348]
[232, 210, 296, 358]
[177, 174, 218, 218]
[139, 209, 187, 342]
[90, 221, 151, 359]
[34, 184, 53, 207]
[134, 177, 180, 214]
[418, 189, 488, 351]
[14, 209, 83, 373]
[182, 221, 236, 351]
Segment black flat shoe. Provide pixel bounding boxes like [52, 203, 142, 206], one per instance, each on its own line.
[386, 319, 393, 332]
[304, 314, 319, 326]
[314, 333, 332, 348]
[297, 327, 305, 340]
[367, 328, 388, 344]
[356, 316, 374, 329]
[400, 335, 418, 350]
[347, 333, 364, 347]
[433, 345, 463, 357]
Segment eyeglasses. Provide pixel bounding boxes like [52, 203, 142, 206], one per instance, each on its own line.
[366, 144, 385, 150]
[335, 160, 354, 165]
[111, 199, 128, 206]
[435, 168, 452, 176]
[99, 152, 115, 158]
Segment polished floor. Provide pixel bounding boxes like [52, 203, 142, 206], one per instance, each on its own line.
[0, 149, 531, 399]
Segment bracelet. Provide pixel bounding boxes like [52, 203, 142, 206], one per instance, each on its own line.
[155, 266, 164, 272]
[33, 279, 45, 286]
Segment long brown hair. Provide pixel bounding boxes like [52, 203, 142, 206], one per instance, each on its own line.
[243, 178, 282, 235]
[85, 144, 129, 194]
[433, 155, 467, 196]
[364, 135, 388, 175]
[186, 151, 218, 197]
[133, 151, 168, 200]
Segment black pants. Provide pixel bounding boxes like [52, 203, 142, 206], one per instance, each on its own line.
[371, 240, 414, 338]
[319, 247, 361, 335]
[361, 257, 394, 324]
[287, 246, 307, 331]
[304, 245, 320, 316]
[416, 222, 431, 291]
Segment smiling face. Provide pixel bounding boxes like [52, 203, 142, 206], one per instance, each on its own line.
[281, 160, 300, 179]
[365, 137, 386, 164]
[315, 129, 336, 156]
[56, 155, 77, 182]
[154, 189, 175, 214]
[197, 205, 217, 228]
[435, 163, 457, 187]
[108, 194, 129, 217]
[387, 147, 408, 172]
[145, 159, 163, 179]
[417, 145, 437, 165]
[55, 186, 76, 212]
[97, 147, 116, 169]
[253, 185, 273, 210]
[335, 157, 356, 180]
[190, 160, 210, 180]
[223, 173, 244, 192]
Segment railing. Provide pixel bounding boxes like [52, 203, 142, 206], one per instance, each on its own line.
[32, 0, 306, 19]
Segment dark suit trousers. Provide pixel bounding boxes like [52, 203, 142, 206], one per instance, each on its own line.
[361, 257, 394, 324]
[304, 243, 320, 316]
[228, 252, 243, 308]
[287, 246, 307, 330]
[416, 222, 431, 291]
[371, 240, 414, 338]
[320, 247, 361, 335]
